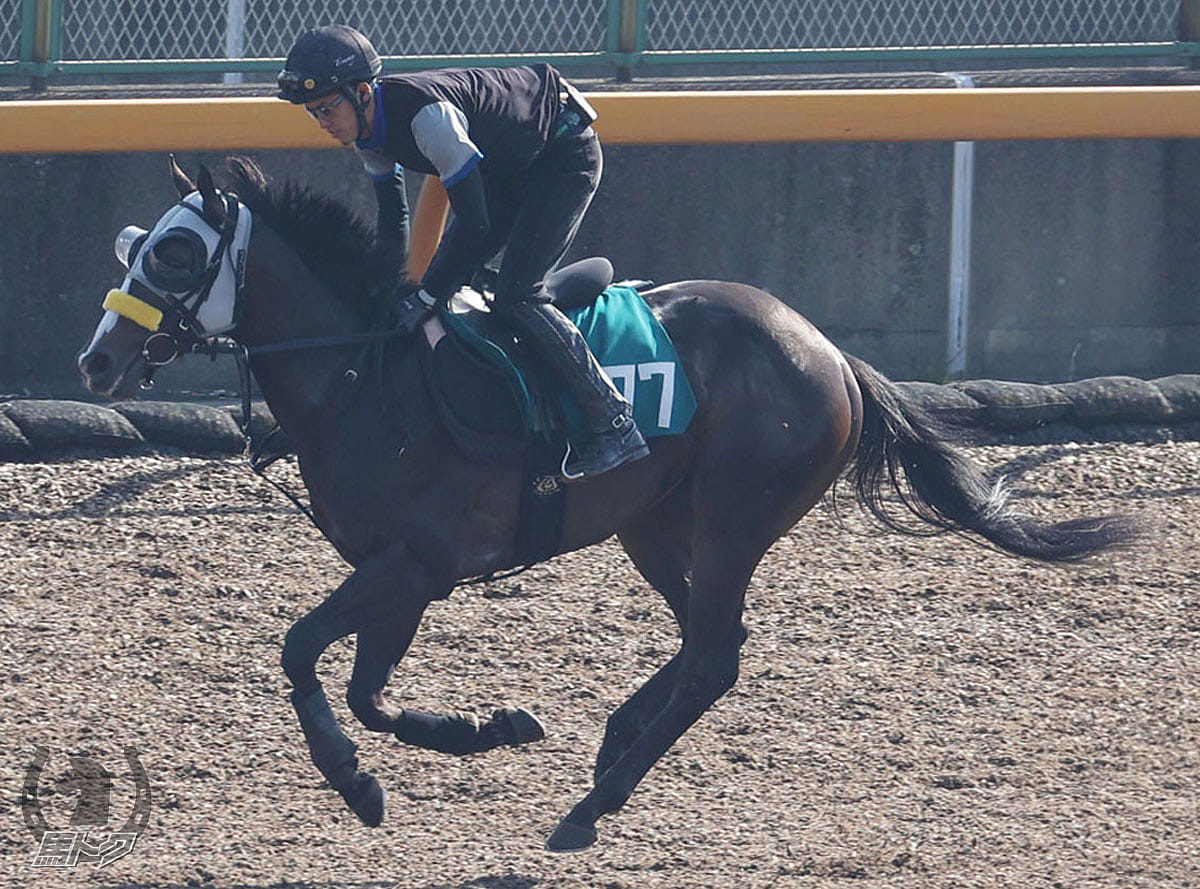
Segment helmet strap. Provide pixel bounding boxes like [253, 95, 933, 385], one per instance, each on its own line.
[347, 82, 373, 142]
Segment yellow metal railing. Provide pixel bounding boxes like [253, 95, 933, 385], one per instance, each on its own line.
[5, 88, 1200, 155]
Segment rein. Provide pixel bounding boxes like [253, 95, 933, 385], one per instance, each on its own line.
[240, 327, 408, 356]
[192, 325, 408, 529]
[194, 328, 536, 591]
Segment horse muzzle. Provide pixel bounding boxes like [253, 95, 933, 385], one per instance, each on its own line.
[78, 298, 167, 399]
[78, 344, 124, 398]
[84, 289, 196, 392]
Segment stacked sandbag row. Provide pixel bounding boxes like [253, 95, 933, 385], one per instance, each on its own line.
[0, 400, 276, 461]
[894, 374, 1200, 444]
[2, 374, 1199, 460]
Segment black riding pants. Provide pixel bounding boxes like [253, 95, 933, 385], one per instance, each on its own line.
[483, 128, 602, 311]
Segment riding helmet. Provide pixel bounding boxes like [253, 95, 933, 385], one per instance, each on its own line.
[276, 25, 382, 104]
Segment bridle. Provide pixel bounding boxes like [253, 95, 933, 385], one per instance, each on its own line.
[109, 188, 408, 381]
[98, 186, 429, 544]
[99, 185, 537, 589]
[105, 192, 246, 388]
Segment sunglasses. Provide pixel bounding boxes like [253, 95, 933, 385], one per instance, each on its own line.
[306, 94, 346, 121]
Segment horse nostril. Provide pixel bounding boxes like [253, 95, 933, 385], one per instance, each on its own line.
[80, 351, 112, 379]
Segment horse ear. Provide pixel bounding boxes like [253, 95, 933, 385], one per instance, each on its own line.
[196, 164, 227, 227]
[168, 154, 195, 197]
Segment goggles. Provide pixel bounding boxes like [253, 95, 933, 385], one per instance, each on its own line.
[277, 69, 330, 103]
[305, 93, 346, 121]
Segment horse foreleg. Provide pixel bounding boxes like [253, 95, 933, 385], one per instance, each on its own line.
[280, 541, 426, 827]
[348, 621, 545, 755]
[396, 704, 546, 754]
[288, 684, 384, 826]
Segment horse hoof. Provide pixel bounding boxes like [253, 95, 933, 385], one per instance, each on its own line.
[342, 772, 386, 828]
[545, 819, 597, 852]
[494, 706, 546, 746]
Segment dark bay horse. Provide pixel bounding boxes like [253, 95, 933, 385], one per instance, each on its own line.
[77, 157, 1136, 851]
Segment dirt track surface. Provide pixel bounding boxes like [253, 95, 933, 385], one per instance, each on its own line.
[0, 441, 1197, 889]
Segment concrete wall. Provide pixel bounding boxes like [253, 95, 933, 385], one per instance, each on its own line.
[2, 137, 1198, 397]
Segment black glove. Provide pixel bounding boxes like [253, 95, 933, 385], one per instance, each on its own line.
[394, 286, 438, 334]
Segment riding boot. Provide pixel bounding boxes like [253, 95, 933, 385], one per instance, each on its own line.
[506, 300, 649, 479]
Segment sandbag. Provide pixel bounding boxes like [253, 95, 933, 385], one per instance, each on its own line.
[0, 399, 143, 453]
[1055, 376, 1173, 424]
[893, 381, 983, 425]
[948, 379, 1071, 432]
[0, 409, 32, 460]
[114, 401, 245, 453]
[1151, 374, 1200, 421]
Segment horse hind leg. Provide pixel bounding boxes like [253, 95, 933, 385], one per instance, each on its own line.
[596, 488, 735, 783]
[552, 387, 851, 850]
[347, 621, 545, 755]
[548, 539, 758, 851]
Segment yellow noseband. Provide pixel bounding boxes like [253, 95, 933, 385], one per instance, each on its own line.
[103, 288, 163, 332]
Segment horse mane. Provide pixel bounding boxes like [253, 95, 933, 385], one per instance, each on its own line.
[220, 155, 398, 322]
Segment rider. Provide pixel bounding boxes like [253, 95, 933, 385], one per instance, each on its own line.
[277, 25, 648, 479]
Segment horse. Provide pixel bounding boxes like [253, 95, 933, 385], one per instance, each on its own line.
[77, 156, 1136, 851]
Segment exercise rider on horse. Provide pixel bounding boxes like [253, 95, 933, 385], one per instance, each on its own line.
[277, 25, 648, 479]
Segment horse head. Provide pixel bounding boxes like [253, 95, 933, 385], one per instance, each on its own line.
[78, 156, 252, 398]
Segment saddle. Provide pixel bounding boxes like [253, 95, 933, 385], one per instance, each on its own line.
[418, 257, 617, 462]
[417, 257, 696, 567]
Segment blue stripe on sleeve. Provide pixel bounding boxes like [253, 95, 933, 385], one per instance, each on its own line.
[442, 152, 482, 188]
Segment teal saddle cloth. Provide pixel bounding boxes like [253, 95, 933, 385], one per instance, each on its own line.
[423, 285, 698, 461]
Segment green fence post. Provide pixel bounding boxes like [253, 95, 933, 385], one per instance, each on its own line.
[18, 0, 37, 85]
[22, 0, 59, 89]
[1180, 0, 1200, 67]
[607, 0, 643, 82]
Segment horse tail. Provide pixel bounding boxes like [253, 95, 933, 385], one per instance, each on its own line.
[841, 353, 1138, 561]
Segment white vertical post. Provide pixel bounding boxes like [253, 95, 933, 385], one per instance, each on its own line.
[223, 0, 246, 85]
[946, 73, 975, 378]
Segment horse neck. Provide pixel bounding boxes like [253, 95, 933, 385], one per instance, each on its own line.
[234, 226, 372, 435]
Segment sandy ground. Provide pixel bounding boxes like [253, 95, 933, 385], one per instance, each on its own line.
[0, 440, 1197, 889]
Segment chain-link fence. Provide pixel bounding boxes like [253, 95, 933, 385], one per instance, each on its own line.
[61, 1, 226, 60]
[644, 0, 1180, 51]
[1, 0, 20, 62]
[56, 0, 609, 60]
[3, 0, 1195, 79]
[242, 0, 609, 58]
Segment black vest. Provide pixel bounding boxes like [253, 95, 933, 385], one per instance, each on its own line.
[371, 64, 563, 177]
